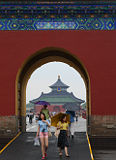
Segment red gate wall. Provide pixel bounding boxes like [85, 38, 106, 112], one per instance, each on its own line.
[0, 30, 116, 117]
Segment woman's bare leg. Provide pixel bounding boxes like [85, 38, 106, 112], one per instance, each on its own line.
[59, 147, 62, 156]
[65, 147, 69, 156]
[44, 137, 48, 153]
[40, 137, 45, 157]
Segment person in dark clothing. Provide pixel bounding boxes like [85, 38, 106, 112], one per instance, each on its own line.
[28, 110, 34, 124]
[75, 112, 78, 122]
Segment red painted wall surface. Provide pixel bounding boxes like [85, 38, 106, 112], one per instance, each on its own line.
[0, 31, 116, 116]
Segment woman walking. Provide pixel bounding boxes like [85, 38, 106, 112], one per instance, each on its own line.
[41, 104, 51, 120]
[36, 112, 50, 160]
[57, 114, 70, 157]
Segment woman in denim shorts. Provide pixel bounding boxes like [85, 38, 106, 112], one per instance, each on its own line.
[36, 112, 50, 160]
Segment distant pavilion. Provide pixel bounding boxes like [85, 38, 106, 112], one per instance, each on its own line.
[30, 76, 84, 113]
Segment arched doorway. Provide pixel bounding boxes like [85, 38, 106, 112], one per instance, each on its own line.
[16, 47, 91, 134]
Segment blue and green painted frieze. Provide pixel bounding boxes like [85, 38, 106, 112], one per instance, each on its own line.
[0, 1, 116, 30]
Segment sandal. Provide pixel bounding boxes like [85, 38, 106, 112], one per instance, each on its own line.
[45, 152, 47, 157]
[65, 154, 70, 157]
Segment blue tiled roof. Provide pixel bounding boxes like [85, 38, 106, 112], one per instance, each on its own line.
[30, 90, 84, 104]
[30, 76, 84, 105]
[50, 76, 69, 88]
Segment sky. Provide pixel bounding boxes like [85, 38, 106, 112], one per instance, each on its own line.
[26, 62, 86, 104]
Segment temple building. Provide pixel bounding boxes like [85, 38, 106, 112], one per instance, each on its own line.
[29, 76, 84, 113]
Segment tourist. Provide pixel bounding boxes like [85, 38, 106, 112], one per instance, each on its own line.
[57, 114, 70, 157]
[41, 104, 51, 120]
[36, 112, 50, 160]
[75, 111, 78, 122]
[28, 110, 34, 124]
[66, 110, 75, 138]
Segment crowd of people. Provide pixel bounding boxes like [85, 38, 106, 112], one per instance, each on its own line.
[27, 104, 79, 160]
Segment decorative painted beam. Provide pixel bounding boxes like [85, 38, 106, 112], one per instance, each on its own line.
[0, 17, 115, 30]
[0, 1, 116, 18]
[0, 1, 116, 30]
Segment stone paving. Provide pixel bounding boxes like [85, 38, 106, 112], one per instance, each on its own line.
[1, 116, 116, 160]
[0, 132, 91, 160]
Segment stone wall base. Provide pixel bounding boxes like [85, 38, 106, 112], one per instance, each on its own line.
[89, 115, 116, 137]
[0, 116, 19, 138]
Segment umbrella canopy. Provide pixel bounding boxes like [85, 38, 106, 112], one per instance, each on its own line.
[51, 112, 70, 127]
[35, 101, 50, 106]
[63, 102, 80, 111]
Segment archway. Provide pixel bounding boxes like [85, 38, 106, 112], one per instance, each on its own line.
[16, 47, 91, 134]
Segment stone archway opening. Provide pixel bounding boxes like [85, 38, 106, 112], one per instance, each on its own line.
[16, 47, 91, 134]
